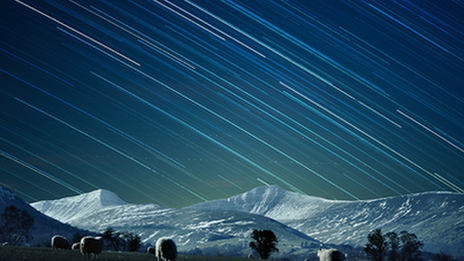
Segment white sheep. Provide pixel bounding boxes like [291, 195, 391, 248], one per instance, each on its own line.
[51, 235, 70, 250]
[80, 236, 103, 259]
[72, 242, 80, 250]
[317, 248, 342, 261]
[156, 237, 177, 261]
[148, 246, 156, 255]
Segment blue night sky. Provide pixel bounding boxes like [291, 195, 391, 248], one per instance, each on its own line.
[1, 0, 463, 208]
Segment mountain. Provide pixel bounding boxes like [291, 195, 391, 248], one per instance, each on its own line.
[0, 186, 90, 246]
[31, 186, 464, 258]
[187, 186, 464, 256]
[31, 189, 126, 224]
[31, 190, 323, 258]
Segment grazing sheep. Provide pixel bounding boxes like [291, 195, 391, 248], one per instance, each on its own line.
[72, 242, 80, 250]
[51, 235, 70, 250]
[80, 236, 103, 259]
[317, 248, 342, 261]
[156, 237, 177, 261]
[148, 246, 156, 255]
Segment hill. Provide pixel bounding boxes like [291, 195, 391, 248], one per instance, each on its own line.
[30, 185, 464, 258]
[0, 187, 91, 247]
[31, 188, 323, 259]
[187, 186, 464, 256]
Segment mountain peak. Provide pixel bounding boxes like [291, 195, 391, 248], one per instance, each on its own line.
[187, 185, 323, 218]
[31, 188, 125, 224]
[86, 189, 126, 207]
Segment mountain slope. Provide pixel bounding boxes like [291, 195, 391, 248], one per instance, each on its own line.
[31, 189, 125, 223]
[187, 186, 464, 256]
[31, 188, 323, 258]
[0, 186, 90, 246]
[31, 186, 464, 257]
[186, 185, 336, 220]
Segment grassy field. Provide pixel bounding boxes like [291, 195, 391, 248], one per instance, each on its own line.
[0, 245, 252, 261]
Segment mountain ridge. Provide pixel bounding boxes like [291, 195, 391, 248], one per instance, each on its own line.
[31, 186, 324, 258]
[188, 186, 464, 256]
[28, 185, 464, 257]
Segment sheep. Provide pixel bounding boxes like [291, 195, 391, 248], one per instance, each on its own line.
[51, 235, 70, 250]
[72, 242, 80, 250]
[317, 248, 342, 261]
[156, 237, 177, 261]
[148, 246, 156, 255]
[80, 236, 103, 259]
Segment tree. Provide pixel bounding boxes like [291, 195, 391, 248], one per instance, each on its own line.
[102, 228, 141, 252]
[0, 205, 35, 245]
[364, 228, 388, 261]
[385, 231, 400, 261]
[102, 228, 122, 251]
[365, 229, 423, 261]
[249, 229, 279, 259]
[127, 232, 141, 252]
[399, 231, 423, 261]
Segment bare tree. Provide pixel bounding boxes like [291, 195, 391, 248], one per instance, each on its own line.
[0, 205, 35, 245]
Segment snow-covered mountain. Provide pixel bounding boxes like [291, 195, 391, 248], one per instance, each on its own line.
[30, 185, 464, 258]
[187, 186, 464, 256]
[0, 186, 90, 246]
[31, 188, 323, 258]
[31, 189, 126, 224]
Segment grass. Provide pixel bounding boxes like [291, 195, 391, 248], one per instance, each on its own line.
[0, 245, 251, 261]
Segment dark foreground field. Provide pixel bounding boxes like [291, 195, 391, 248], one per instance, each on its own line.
[0, 246, 251, 261]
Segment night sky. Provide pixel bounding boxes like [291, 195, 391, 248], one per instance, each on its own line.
[1, 0, 463, 208]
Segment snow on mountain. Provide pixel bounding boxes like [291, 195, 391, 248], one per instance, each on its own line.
[188, 186, 464, 257]
[0, 186, 90, 246]
[31, 189, 125, 223]
[31, 188, 323, 258]
[30, 185, 464, 257]
[186, 185, 336, 220]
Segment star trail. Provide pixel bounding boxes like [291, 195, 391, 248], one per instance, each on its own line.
[1, 0, 463, 208]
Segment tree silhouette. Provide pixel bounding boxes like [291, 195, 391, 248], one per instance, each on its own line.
[385, 231, 400, 261]
[127, 232, 141, 252]
[0, 205, 35, 245]
[365, 229, 423, 261]
[399, 230, 423, 261]
[102, 228, 141, 252]
[102, 228, 122, 251]
[249, 229, 279, 259]
[364, 228, 388, 261]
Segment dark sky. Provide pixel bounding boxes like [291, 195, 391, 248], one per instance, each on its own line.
[1, 0, 463, 208]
